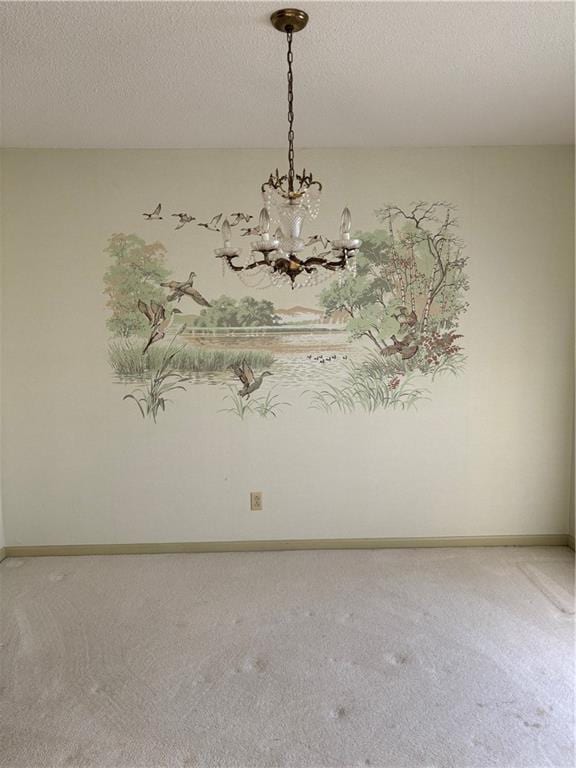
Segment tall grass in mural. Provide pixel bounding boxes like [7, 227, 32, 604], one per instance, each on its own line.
[109, 341, 275, 377]
[308, 354, 429, 414]
[219, 385, 291, 420]
[123, 337, 192, 422]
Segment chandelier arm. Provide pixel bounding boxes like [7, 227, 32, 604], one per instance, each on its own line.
[245, 258, 274, 271]
[286, 28, 295, 194]
[222, 254, 275, 272]
[302, 251, 358, 271]
[222, 247, 356, 278]
[223, 257, 244, 272]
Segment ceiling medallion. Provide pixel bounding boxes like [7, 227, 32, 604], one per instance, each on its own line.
[214, 8, 361, 289]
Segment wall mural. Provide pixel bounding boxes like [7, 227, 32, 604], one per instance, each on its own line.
[103, 202, 469, 421]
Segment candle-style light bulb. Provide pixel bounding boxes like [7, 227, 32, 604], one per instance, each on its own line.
[340, 207, 352, 240]
[251, 209, 280, 257]
[214, 217, 241, 262]
[221, 219, 232, 246]
[331, 207, 362, 257]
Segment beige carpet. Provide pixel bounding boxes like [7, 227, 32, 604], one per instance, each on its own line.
[0, 547, 573, 768]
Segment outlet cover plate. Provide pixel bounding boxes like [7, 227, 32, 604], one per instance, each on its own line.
[250, 492, 263, 511]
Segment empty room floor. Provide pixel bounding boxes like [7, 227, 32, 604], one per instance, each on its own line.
[0, 546, 573, 768]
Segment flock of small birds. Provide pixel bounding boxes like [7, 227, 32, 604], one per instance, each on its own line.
[142, 204, 253, 232]
[141, 204, 330, 246]
[307, 354, 347, 364]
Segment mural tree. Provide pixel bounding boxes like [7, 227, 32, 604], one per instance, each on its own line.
[237, 296, 277, 327]
[319, 202, 469, 379]
[192, 296, 277, 327]
[104, 234, 170, 338]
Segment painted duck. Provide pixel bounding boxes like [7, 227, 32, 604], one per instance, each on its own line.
[161, 272, 211, 306]
[397, 309, 418, 330]
[197, 213, 222, 232]
[385, 334, 419, 360]
[228, 212, 253, 226]
[137, 299, 165, 327]
[142, 308, 182, 355]
[171, 212, 196, 230]
[143, 203, 162, 220]
[229, 361, 272, 398]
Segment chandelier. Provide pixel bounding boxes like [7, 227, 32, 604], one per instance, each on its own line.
[214, 8, 361, 289]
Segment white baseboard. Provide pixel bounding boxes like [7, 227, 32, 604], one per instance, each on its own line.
[2, 534, 571, 558]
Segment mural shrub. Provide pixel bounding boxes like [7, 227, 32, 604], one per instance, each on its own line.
[319, 202, 469, 388]
[192, 295, 278, 327]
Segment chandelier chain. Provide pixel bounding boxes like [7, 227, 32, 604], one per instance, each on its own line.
[286, 28, 295, 193]
[210, 10, 361, 287]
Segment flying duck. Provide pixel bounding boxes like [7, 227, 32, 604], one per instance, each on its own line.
[137, 299, 165, 327]
[228, 212, 253, 226]
[160, 272, 211, 306]
[240, 225, 262, 237]
[171, 213, 196, 230]
[142, 203, 162, 220]
[229, 361, 272, 398]
[197, 213, 223, 232]
[142, 308, 182, 355]
[305, 234, 331, 248]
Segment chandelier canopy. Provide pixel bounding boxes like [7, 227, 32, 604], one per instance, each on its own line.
[213, 8, 361, 289]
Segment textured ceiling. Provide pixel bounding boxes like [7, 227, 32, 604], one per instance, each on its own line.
[0, 1, 574, 148]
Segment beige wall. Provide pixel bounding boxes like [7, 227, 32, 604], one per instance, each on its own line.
[0, 149, 4, 552]
[0, 147, 573, 546]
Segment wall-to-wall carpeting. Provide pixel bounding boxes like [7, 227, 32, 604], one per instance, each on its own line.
[0, 546, 573, 767]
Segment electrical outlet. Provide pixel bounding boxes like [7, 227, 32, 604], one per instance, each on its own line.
[250, 491, 263, 511]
